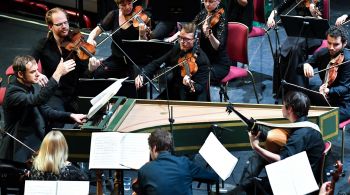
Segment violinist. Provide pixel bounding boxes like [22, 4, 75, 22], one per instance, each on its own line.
[135, 23, 210, 101]
[29, 130, 88, 181]
[31, 7, 100, 128]
[87, 0, 151, 79]
[233, 91, 324, 195]
[136, 129, 219, 194]
[0, 55, 86, 163]
[267, 0, 324, 91]
[165, 0, 230, 82]
[302, 26, 350, 122]
[226, 0, 254, 32]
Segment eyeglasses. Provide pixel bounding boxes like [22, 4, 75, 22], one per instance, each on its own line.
[178, 36, 194, 43]
[53, 21, 69, 27]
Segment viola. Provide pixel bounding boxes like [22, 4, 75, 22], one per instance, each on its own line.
[121, 5, 151, 39]
[62, 29, 96, 61]
[328, 160, 343, 195]
[209, 8, 224, 28]
[324, 53, 344, 87]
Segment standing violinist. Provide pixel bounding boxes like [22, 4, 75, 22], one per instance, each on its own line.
[31, 7, 100, 128]
[165, 0, 230, 82]
[135, 23, 210, 101]
[267, 0, 324, 92]
[302, 26, 350, 122]
[87, 0, 151, 79]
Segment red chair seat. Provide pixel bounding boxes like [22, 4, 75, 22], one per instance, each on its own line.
[313, 40, 328, 54]
[0, 87, 6, 105]
[339, 118, 350, 129]
[249, 27, 265, 38]
[5, 66, 14, 76]
[221, 66, 248, 83]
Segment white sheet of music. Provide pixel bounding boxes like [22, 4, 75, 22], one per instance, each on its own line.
[25, 181, 89, 195]
[88, 77, 127, 119]
[266, 151, 319, 195]
[25, 181, 57, 195]
[199, 132, 238, 181]
[89, 132, 150, 169]
[56, 181, 89, 195]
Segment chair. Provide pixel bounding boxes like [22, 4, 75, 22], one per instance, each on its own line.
[219, 22, 259, 103]
[248, 0, 266, 38]
[0, 159, 27, 195]
[320, 141, 332, 184]
[338, 119, 349, 163]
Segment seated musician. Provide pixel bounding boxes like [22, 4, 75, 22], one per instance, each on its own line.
[135, 23, 210, 101]
[135, 129, 219, 194]
[319, 175, 350, 195]
[0, 55, 86, 163]
[87, 0, 151, 79]
[29, 130, 88, 180]
[234, 91, 324, 195]
[165, 0, 230, 82]
[302, 26, 350, 123]
[267, 0, 324, 91]
[226, 0, 254, 32]
[335, 14, 348, 26]
[32, 7, 100, 128]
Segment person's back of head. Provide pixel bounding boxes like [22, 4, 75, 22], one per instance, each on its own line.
[148, 129, 173, 153]
[283, 91, 310, 119]
[33, 130, 68, 175]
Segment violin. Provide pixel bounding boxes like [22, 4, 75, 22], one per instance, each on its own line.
[324, 53, 344, 87]
[328, 160, 343, 195]
[304, 0, 322, 17]
[208, 8, 224, 28]
[122, 5, 151, 39]
[62, 29, 96, 61]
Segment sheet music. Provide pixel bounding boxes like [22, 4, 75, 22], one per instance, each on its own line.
[56, 181, 89, 195]
[89, 132, 150, 169]
[266, 151, 319, 195]
[87, 77, 127, 119]
[199, 132, 238, 180]
[25, 181, 57, 195]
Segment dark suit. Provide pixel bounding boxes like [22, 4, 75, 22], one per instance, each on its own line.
[305, 48, 350, 122]
[137, 151, 218, 195]
[0, 78, 71, 162]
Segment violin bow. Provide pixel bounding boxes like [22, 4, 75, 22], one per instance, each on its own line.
[313, 59, 350, 75]
[0, 128, 36, 153]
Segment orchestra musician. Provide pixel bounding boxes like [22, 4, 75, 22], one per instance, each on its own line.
[135, 23, 210, 101]
[87, 0, 151, 79]
[31, 7, 100, 128]
[267, 0, 324, 91]
[29, 130, 88, 180]
[226, 0, 254, 32]
[165, 0, 230, 82]
[0, 55, 86, 163]
[234, 91, 324, 195]
[135, 129, 219, 194]
[301, 26, 350, 122]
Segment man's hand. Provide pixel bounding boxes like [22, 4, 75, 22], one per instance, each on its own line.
[248, 131, 261, 149]
[237, 0, 248, 6]
[303, 63, 314, 78]
[52, 58, 76, 82]
[135, 75, 144, 89]
[70, 113, 87, 125]
[335, 14, 348, 26]
[318, 181, 331, 195]
[88, 57, 102, 72]
[37, 72, 48, 87]
[319, 84, 329, 95]
[267, 10, 277, 28]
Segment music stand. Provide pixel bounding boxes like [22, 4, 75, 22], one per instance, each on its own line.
[282, 80, 331, 106]
[280, 15, 330, 39]
[122, 39, 174, 66]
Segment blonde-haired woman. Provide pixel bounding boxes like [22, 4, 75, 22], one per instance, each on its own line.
[30, 131, 88, 180]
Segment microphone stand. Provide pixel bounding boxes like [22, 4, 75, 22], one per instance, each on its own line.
[0, 129, 36, 153]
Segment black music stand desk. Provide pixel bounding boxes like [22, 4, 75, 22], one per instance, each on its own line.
[280, 15, 330, 39]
